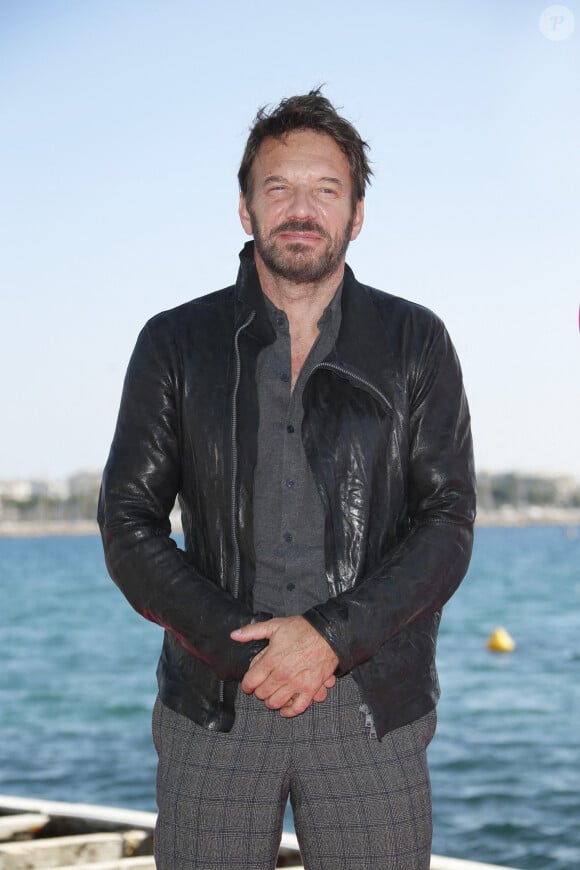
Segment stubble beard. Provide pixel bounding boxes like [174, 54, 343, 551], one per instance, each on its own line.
[249, 212, 354, 285]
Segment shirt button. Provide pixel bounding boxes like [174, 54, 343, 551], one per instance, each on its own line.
[286, 583, 295, 592]
[286, 424, 295, 434]
[276, 314, 285, 327]
[283, 532, 293, 544]
[280, 372, 290, 383]
[286, 479, 295, 489]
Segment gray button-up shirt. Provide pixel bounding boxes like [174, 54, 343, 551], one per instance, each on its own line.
[252, 284, 343, 617]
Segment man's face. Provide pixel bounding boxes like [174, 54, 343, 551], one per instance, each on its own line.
[239, 129, 364, 285]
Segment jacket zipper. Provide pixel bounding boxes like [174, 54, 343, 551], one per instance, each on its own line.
[231, 310, 255, 599]
[310, 361, 392, 412]
[219, 309, 255, 706]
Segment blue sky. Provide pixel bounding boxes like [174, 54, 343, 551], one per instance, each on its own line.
[1, 0, 578, 479]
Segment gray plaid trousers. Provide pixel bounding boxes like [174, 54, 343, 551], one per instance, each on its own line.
[153, 675, 436, 870]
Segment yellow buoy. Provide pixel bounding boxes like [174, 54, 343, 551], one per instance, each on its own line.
[486, 626, 516, 653]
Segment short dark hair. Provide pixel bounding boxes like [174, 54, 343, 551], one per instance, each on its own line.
[238, 88, 372, 206]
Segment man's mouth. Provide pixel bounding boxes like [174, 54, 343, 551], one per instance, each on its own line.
[272, 221, 328, 242]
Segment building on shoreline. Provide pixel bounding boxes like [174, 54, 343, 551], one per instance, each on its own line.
[0, 472, 102, 526]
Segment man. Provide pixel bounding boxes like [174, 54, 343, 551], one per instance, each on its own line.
[99, 89, 475, 870]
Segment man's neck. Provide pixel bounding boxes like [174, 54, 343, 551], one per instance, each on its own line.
[254, 253, 344, 335]
[253, 251, 344, 390]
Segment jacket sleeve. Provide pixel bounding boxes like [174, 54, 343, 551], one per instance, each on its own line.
[98, 320, 267, 680]
[302, 321, 476, 674]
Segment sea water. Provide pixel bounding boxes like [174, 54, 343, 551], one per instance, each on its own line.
[0, 525, 579, 869]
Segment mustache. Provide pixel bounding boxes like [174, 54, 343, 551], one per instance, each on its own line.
[271, 220, 330, 241]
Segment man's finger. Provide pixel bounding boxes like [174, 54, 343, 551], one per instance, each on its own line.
[279, 693, 312, 718]
[248, 647, 268, 669]
[231, 620, 276, 642]
[259, 684, 297, 710]
[241, 657, 276, 694]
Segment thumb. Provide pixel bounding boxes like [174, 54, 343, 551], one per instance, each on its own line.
[230, 620, 275, 642]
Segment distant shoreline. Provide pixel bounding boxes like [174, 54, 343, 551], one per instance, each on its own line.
[0, 520, 100, 538]
[475, 507, 580, 528]
[1, 508, 580, 538]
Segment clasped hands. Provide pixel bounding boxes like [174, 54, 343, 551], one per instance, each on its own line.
[230, 615, 339, 718]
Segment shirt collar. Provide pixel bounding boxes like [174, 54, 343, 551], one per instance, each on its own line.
[263, 281, 344, 334]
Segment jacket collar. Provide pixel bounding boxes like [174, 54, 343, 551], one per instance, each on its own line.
[235, 241, 275, 346]
[326, 264, 392, 393]
[235, 241, 390, 392]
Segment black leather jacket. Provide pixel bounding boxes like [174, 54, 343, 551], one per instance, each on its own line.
[98, 242, 475, 738]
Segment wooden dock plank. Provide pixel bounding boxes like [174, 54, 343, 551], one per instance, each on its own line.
[0, 830, 150, 870]
[58, 859, 155, 870]
[0, 814, 50, 841]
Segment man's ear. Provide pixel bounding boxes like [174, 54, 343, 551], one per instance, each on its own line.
[349, 199, 365, 241]
[239, 193, 253, 236]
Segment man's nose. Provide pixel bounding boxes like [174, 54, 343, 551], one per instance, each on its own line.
[286, 186, 317, 218]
